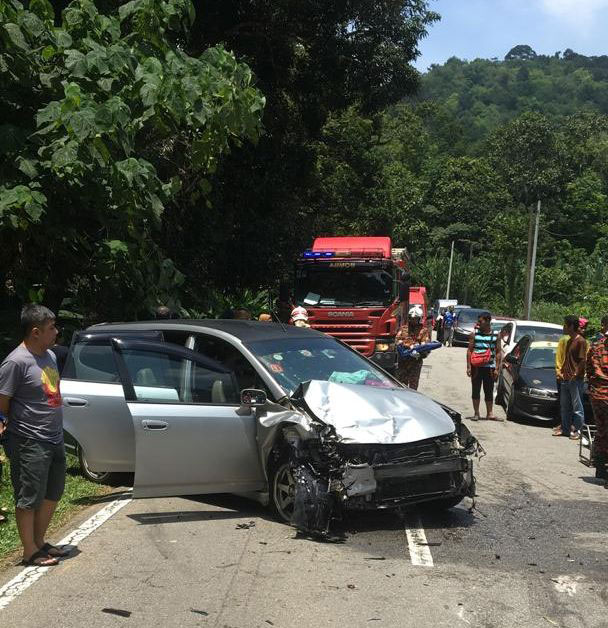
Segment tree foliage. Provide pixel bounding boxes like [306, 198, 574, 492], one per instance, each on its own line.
[0, 0, 264, 317]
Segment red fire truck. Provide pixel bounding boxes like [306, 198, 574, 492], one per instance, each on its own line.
[291, 236, 427, 372]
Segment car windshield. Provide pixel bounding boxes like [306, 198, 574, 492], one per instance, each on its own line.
[295, 265, 393, 307]
[458, 309, 490, 324]
[246, 336, 396, 395]
[514, 325, 563, 343]
[523, 346, 557, 369]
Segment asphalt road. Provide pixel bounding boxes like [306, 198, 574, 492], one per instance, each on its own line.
[1, 346, 607, 628]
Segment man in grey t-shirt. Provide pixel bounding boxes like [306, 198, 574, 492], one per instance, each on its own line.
[0, 304, 71, 566]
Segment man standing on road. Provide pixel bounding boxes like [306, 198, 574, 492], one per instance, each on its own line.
[443, 306, 455, 347]
[396, 305, 430, 390]
[0, 305, 71, 566]
[586, 314, 608, 488]
[553, 315, 587, 440]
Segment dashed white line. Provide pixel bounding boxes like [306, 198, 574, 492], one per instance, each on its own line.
[0, 491, 132, 611]
[404, 510, 434, 567]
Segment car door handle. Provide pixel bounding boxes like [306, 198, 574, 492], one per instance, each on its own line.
[64, 397, 88, 407]
[141, 420, 169, 431]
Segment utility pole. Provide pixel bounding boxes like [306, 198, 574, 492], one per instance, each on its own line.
[463, 241, 474, 305]
[522, 204, 535, 318]
[525, 200, 541, 319]
[446, 240, 455, 300]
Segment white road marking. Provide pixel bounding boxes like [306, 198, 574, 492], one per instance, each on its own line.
[404, 510, 434, 567]
[0, 491, 132, 611]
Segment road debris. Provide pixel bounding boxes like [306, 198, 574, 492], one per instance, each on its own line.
[235, 521, 256, 529]
[102, 608, 131, 618]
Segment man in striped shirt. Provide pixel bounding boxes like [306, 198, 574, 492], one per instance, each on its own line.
[586, 314, 608, 488]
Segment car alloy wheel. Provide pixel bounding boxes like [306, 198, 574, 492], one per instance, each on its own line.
[78, 447, 112, 484]
[271, 462, 296, 523]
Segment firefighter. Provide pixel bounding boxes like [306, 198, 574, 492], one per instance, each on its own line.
[587, 314, 608, 488]
[396, 305, 430, 391]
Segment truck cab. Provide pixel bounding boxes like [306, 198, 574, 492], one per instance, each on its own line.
[293, 236, 426, 372]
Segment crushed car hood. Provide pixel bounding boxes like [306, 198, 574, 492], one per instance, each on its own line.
[299, 380, 456, 444]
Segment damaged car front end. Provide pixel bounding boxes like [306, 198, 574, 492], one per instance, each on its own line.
[255, 376, 482, 538]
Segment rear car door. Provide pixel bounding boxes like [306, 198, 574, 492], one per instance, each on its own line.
[62, 330, 164, 472]
[112, 339, 265, 498]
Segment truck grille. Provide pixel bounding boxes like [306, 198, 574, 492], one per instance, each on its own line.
[310, 316, 382, 356]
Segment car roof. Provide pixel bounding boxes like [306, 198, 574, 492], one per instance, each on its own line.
[515, 320, 562, 328]
[87, 319, 327, 343]
[529, 341, 559, 349]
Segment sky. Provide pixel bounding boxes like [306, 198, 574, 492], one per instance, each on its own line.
[415, 0, 608, 71]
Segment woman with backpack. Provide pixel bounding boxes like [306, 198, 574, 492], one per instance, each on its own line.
[467, 312, 502, 421]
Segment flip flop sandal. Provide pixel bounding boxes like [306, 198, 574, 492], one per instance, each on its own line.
[41, 543, 71, 558]
[486, 416, 503, 421]
[21, 550, 59, 567]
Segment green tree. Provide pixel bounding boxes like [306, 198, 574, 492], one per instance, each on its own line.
[0, 0, 264, 317]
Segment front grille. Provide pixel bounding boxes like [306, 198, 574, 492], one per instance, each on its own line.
[338, 434, 455, 465]
[310, 320, 374, 354]
[379, 472, 455, 500]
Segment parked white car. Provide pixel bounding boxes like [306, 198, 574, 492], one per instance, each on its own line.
[490, 319, 563, 356]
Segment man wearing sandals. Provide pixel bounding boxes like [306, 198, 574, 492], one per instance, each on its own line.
[586, 314, 608, 488]
[553, 315, 587, 440]
[0, 305, 71, 567]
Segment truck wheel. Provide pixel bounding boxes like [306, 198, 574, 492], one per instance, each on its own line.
[270, 459, 296, 524]
[78, 447, 113, 484]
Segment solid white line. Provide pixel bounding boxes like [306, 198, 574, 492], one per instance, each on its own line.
[404, 510, 434, 567]
[0, 491, 132, 611]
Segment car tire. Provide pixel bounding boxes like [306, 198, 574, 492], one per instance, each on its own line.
[78, 447, 113, 484]
[269, 459, 296, 524]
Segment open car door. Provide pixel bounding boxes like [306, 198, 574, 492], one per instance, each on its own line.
[111, 338, 265, 498]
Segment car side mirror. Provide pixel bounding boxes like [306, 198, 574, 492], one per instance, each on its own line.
[240, 388, 267, 407]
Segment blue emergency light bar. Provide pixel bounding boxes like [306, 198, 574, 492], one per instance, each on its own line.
[302, 250, 335, 258]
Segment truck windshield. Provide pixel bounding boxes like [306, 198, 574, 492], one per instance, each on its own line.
[295, 266, 393, 307]
[246, 336, 396, 395]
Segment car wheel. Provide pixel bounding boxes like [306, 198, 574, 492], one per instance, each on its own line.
[424, 495, 464, 510]
[270, 460, 296, 524]
[78, 447, 113, 484]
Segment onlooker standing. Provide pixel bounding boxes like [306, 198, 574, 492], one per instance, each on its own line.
[467, 313, 502, 421]
[396, 305, 430, 391]
[442, 306, 455, 347]
[553, 315, 587, 440]
[436, 308, 445, 344]
[0, 305, 71, 566]
[586, 314, 608, 488]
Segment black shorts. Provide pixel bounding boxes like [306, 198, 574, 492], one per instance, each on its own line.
[471, 367, 494, 402]
[4, 434, 66, 509]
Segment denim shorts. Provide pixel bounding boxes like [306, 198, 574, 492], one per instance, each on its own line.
[4, 434, 66, 509]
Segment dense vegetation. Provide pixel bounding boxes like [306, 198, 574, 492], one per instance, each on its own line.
[1, 2, 607, 340]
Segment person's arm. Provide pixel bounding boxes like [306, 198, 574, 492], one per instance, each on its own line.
[586, 344, 595, 389]
[575, 338, 588, 379]
[467, 333, 474, 377]
[494, 334, 503, 374]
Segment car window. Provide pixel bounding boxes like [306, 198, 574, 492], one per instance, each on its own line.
[514, 325, 563, 343]
[523, 347, 556, 369]
[162, 331, 191, 347]
[194, 335, 267, 395]
[246, 336, 395, 395]
[120, 348, 237, 404]
[458, 309, 490, 324]
[65, 343, 119, 383]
